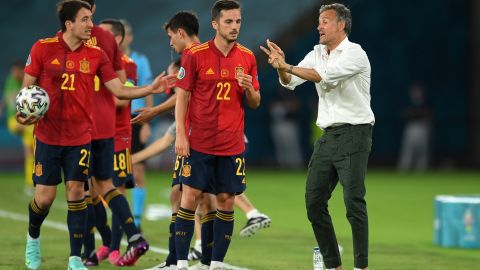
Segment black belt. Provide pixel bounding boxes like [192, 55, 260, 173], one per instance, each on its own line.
[325, 123, 371, 131]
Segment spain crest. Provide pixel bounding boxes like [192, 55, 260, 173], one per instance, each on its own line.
[80, 59, 90, 73]
[235, 66, 244, 79]
[181, 164, 191, 177]
[35, 162, 43, 177]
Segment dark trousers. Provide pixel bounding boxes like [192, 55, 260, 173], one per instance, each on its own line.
[306, 124, 372, 269]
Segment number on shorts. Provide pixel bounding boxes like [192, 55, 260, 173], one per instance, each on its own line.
[235, 157, 246, 176]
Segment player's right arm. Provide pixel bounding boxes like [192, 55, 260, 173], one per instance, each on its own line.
[132, 132, 175, 164]
[175, 88, 190, 157]
[131, 93, 177, 124]
[16, 73, 41, 125]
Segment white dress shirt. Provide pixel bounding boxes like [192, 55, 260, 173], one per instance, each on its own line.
[280, 37, 375, 129]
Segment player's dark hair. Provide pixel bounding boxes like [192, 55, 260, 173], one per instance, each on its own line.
[319, 3, 352, 36]
[164, 10, 199, 37]
[81, 0, 95, 9]
[100, 19, 126, 44]
[57, 0, 91, 32]
[211, 0, 241, 21]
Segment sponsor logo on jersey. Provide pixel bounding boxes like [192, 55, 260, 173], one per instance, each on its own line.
[51, 58, 60, 65]
[177, 67, 186, 79]
[205, 68, 215, 75]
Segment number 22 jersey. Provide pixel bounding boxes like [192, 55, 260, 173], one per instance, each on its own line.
[176, 40, 260, 156]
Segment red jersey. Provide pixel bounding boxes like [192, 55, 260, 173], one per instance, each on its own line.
[114, 54, 137, 151]
[24, 32, 117, 146]
[87, 25, 124, 139]
[176, 40, 260, 155]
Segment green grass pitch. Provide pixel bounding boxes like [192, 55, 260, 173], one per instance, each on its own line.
[0, 170, 479, 269]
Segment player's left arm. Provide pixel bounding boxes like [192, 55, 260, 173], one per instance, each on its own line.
[16, 73, 41, 125]
[238, 57, 261, 109]
[238, 73, 260, 109]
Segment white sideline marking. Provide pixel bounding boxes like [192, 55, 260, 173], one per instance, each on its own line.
[0, 209, 249, 270]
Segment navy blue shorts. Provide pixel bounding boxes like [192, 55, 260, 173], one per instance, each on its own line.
[171, 155, 184, 187]
[178, 149, 246, 194]
[89, 138, 114, 180]
[112, 147, 135, 189]
[33, 138, 91, 185]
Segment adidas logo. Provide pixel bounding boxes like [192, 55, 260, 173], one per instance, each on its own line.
[82, 169, 89, 175]
[205, 68, 215, 75]
[51, 58, 60, 65]
[119, 171, 127, 177]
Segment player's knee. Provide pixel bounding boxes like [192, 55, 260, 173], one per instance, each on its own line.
[65, 181, 85, 200]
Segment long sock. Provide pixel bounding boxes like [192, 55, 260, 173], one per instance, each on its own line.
[28, 199, 49, 238]
[200, 211, 215, 265]
[110, 211, 123, 251]
[175, 207, 195, 260]
[211, 209, 234, 262]
[132, 187, 146, 228]
[93, 196, 111, 247]
[83, 196, 96, 258]
[67, 199, 87, 257]
[104, 189, 139, 240]
[165, 213, 177, 265]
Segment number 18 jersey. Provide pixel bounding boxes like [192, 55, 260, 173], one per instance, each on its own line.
[176, 40, 260, 156]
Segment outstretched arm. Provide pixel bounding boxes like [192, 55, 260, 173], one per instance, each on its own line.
[261, 39, 321, 83]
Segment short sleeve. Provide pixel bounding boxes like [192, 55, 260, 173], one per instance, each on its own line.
[98, 50, 118, 84]
[24, 42, 43, 78]
[175, 52, 196, 92]
[250, 55, 260, 91]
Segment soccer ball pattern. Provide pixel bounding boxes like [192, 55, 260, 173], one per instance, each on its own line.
[16, 85, 50, 117]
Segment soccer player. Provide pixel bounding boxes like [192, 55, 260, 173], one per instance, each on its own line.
[174, 1, 261, 269]
[18, 1, 174, 269]
[80, 18, 138, 266]
[78, 0, 152, 266]
[121, 19, 154, 230]
[140, 11, 218, 270]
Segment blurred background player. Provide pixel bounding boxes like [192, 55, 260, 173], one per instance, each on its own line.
[79, 0, 176, 266]
[0, 60, 34, 195]
[397, 81, 432, 172]
[174, 1, 261, 269]
[121, 19, 153, 230]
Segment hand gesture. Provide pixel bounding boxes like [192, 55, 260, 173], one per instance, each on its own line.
[151, 71, 177, 94]
[131, 107, 156, 124]
[16, 112, 41, 126]
[237, 72, 253, 91]
[260, 39, 287, 70]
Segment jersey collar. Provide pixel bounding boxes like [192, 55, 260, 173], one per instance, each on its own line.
[208, 39, 238, 58]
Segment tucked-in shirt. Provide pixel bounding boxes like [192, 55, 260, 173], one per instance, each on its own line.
[88, 25, 124, 140]
[114, 54, 137, 151]
[24, 32, 117, 146]
[176, 40, 260, 155]
[280, 37, 375, 129]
